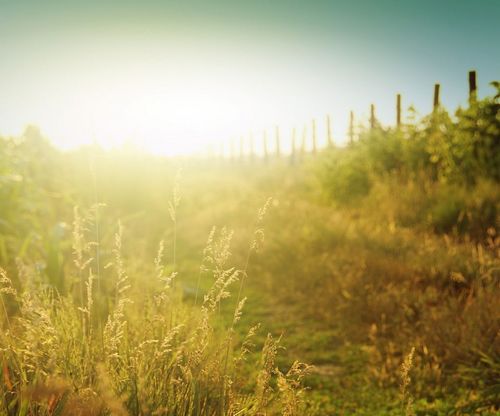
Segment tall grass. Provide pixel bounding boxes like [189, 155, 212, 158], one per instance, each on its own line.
[0, 199, 310, 415]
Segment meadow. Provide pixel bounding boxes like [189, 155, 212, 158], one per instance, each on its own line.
[0, 83, 499, 415]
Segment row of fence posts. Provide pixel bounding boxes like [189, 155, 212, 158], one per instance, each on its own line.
[215, 70, 478, 162]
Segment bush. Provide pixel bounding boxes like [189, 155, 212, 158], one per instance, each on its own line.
[319, 148, 372, 205]
[318, 81, 499, 238]
[427, 190, 467, 234]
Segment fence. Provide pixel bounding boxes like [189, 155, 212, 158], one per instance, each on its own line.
[217, 70, 479, 163]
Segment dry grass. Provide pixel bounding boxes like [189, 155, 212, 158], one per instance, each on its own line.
[0, 198, 310, 415]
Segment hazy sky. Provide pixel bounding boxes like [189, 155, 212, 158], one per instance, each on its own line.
[0, 0, 499, 155]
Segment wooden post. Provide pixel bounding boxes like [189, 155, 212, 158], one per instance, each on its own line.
[275, 126, 281, 158]
[468, 70, 477, 101]
[301, 125, 307, 155]
[326, 115, 333, 147]
[249, 132, 255, 162]
[433, 84, 440, 110]
[239, 136, 244, 161]
[263, 130, 268, 163]
[396, 94, 401, 127]
[349, 111, 354, 144]
[370, 104, 376, 129]
[312, 119, 317, 154]
[291, 127, 296, 164]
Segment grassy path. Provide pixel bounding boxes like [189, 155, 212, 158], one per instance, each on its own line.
[175, 167, 403, 415]
[234, 274, 401, 415]
[174, 166, 495, 415]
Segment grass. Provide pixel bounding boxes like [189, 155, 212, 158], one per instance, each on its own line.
[0, 115, 499, 414]
[0, 197, 311, 415]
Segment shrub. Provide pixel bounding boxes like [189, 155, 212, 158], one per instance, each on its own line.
[319, 148, 372, 205]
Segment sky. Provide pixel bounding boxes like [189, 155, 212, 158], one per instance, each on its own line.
[0, 0, 499, 155]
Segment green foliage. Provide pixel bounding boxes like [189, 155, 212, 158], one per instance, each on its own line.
[319, 148, 372, 205]
[452, 86, 500, 183]
[319, 82, 499, 238]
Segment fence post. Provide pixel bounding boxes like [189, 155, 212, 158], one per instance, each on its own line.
[263, 130, 268, 163]
[326, 115, 333, 147]
[370, 104, 376, 129]
[249, 132, 255, 162]
[396, 94, 401, 127]
[301, 125, 307, 156]
[239, 136, 244, 162]
[312, 119, 317, 154]
[433, 84, 440, 111]
[230, 139, 235, 162]
[349, 111, 354, 144]
[468, 70, 477, 101]
[291, 127, 296, 164]
[275, 126, 281, 158]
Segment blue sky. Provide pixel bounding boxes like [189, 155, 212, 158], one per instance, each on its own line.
[0, 0, 498, 154]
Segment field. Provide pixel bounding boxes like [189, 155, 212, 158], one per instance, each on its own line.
[0, 87, 499, 415]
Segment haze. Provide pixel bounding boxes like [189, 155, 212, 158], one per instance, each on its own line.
[0, 0, 498, 155]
